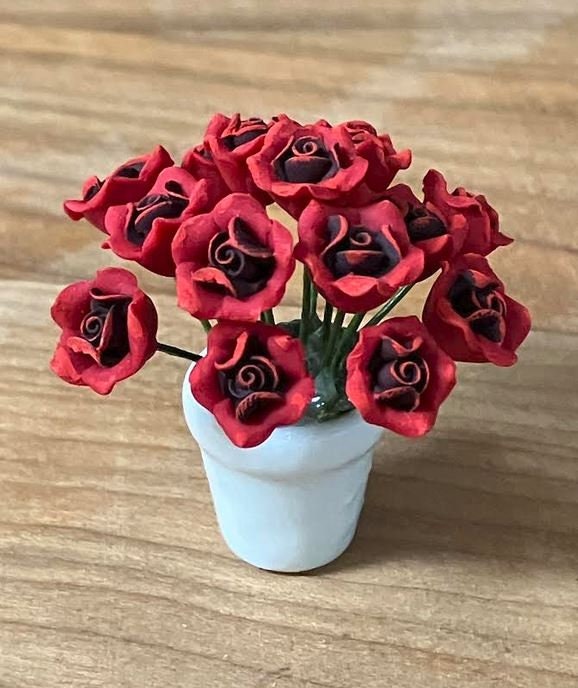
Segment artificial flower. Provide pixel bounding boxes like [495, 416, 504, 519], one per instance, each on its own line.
[50, 268, 158, 395]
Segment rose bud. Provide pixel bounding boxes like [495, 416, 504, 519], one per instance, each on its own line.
[295, 199, 424, 313]
[422, 254, 531, 366]
[422, 170, 512, 256]
[203, 113, 272, 203]
[172, 193, 295, 321]
[190, 321, 314, 448]
[338, 120, 411, 196]
[384, 181, 468, 278]
[103, 167, 223, 277]
[246, 116, 368, 217]
[346, 316, 456, 437]
[50, 268, 158, 395]
[63, 146, 173, 232]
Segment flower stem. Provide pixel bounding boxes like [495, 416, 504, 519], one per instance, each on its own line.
[262, 309, 276, 325]
[323, 309, 346, 367]
[200, 319, 212, 333]
[322, 300, 334, 345]
[330, 312, 365, 372]
[157, 342, 202, 362]
[299, 268, 312, 342]
[364, 284, 415, 328]
[310, 283, 318, 321]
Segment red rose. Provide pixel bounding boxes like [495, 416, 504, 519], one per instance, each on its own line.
[384, 181, 468, 278]
[181, 142, 230, 197]
[339, 120, 411, 197]
[204, 113, 272, 203]
[103, 167, 222, 277]
[63, 146, 173, 232]
[172, 193, 295, 320]
[295, 199, 424, 313]
[190, 321, 314, 448]
[346, 316, 456, 437]
[247, 116, 368, 217]
[422, 254, 531, 366]
[423, 170, 512, 256]
[50, 268, 158, 395]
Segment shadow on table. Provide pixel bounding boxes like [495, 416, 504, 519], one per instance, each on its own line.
[320, 430, 578, 575]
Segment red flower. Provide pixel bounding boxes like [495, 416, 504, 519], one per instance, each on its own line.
[103, 167, 222, 277]
[338, 120, 411, 197]
[63, 146, 173, 232]
[295, 199, 424, 313]
[384, 181, 468, 278]
[181, 142, 230, 197]
[203, 113, 272, 202]
[422, 254, 531, 366]
[190, 321, 314, 448]
[346, 316, 456, 437]
[50, 268, 158, 395]
[172, 193, 295, 320]
[247, 116, 368, 217]
[423, 170, 512, 256]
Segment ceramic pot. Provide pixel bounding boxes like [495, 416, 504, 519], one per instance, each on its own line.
[182, 363, 383, 572]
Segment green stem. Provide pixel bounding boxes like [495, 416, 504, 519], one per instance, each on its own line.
[322, 300, 334, 345]
[299, 269, 312, 342]
[200, 319, 212, 333]
[157, 342, 202, 362]
[364, 284, 415, 328]
[323, 309, 346, 367]
[310, 283, 318, 321]
[262, 309, 275, 325]
[330, 312, 365, 372]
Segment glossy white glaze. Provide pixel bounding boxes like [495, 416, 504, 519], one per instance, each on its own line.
[182, 362, 383, 572]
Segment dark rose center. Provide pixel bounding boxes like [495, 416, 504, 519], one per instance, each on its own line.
[206, 218, 275, 298]
[449, 271, 507, 343]
[274, 135, 338, 184]
[127, 180, 189, 246]
[116, 161, 145, 179]
[222, 117, 268, 150]
[219, 339, 284, 422]
[322, 215, 400, 279]
[82, 161, 145, 201]
[405, 205, 447, 242]
[80, 289, 131, 367]
[371, 338, 429, 412]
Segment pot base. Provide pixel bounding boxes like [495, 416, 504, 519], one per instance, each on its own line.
[201, 446, 373, 572]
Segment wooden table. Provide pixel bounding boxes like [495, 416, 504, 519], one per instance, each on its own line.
[1, 2, 577, 686]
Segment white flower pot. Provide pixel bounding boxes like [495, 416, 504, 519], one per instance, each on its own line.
[182, 363, 383, 572]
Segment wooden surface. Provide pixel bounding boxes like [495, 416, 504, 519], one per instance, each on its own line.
[1, 1, 578, 686]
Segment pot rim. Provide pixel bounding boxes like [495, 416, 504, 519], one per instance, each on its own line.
[182, 361, 384, 477]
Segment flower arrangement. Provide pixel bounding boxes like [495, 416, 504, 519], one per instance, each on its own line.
[51, 113, 531, 448]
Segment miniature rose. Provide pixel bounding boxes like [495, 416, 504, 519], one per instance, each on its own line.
[204, 113, 272, 202]
[346, 316, 456, 437]
[190, 321, 314, 448]
[422, 254, 531, 366]
[338, 120, 411, 196]
[172, 193, 295, 321]
[295, 199, 424, 313]
[104, 167, 222, 277]
[247, 116, 368, 217]
[50, 268, 158, 395]
[63, 146, 173, 232]
[422, 170, 512, 256]
[384, 181, 468, 278]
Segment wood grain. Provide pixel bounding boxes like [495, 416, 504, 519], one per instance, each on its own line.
[1, 1, 577, 686]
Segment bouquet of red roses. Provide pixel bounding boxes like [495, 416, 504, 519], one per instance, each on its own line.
[51, 113, 531, 448]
